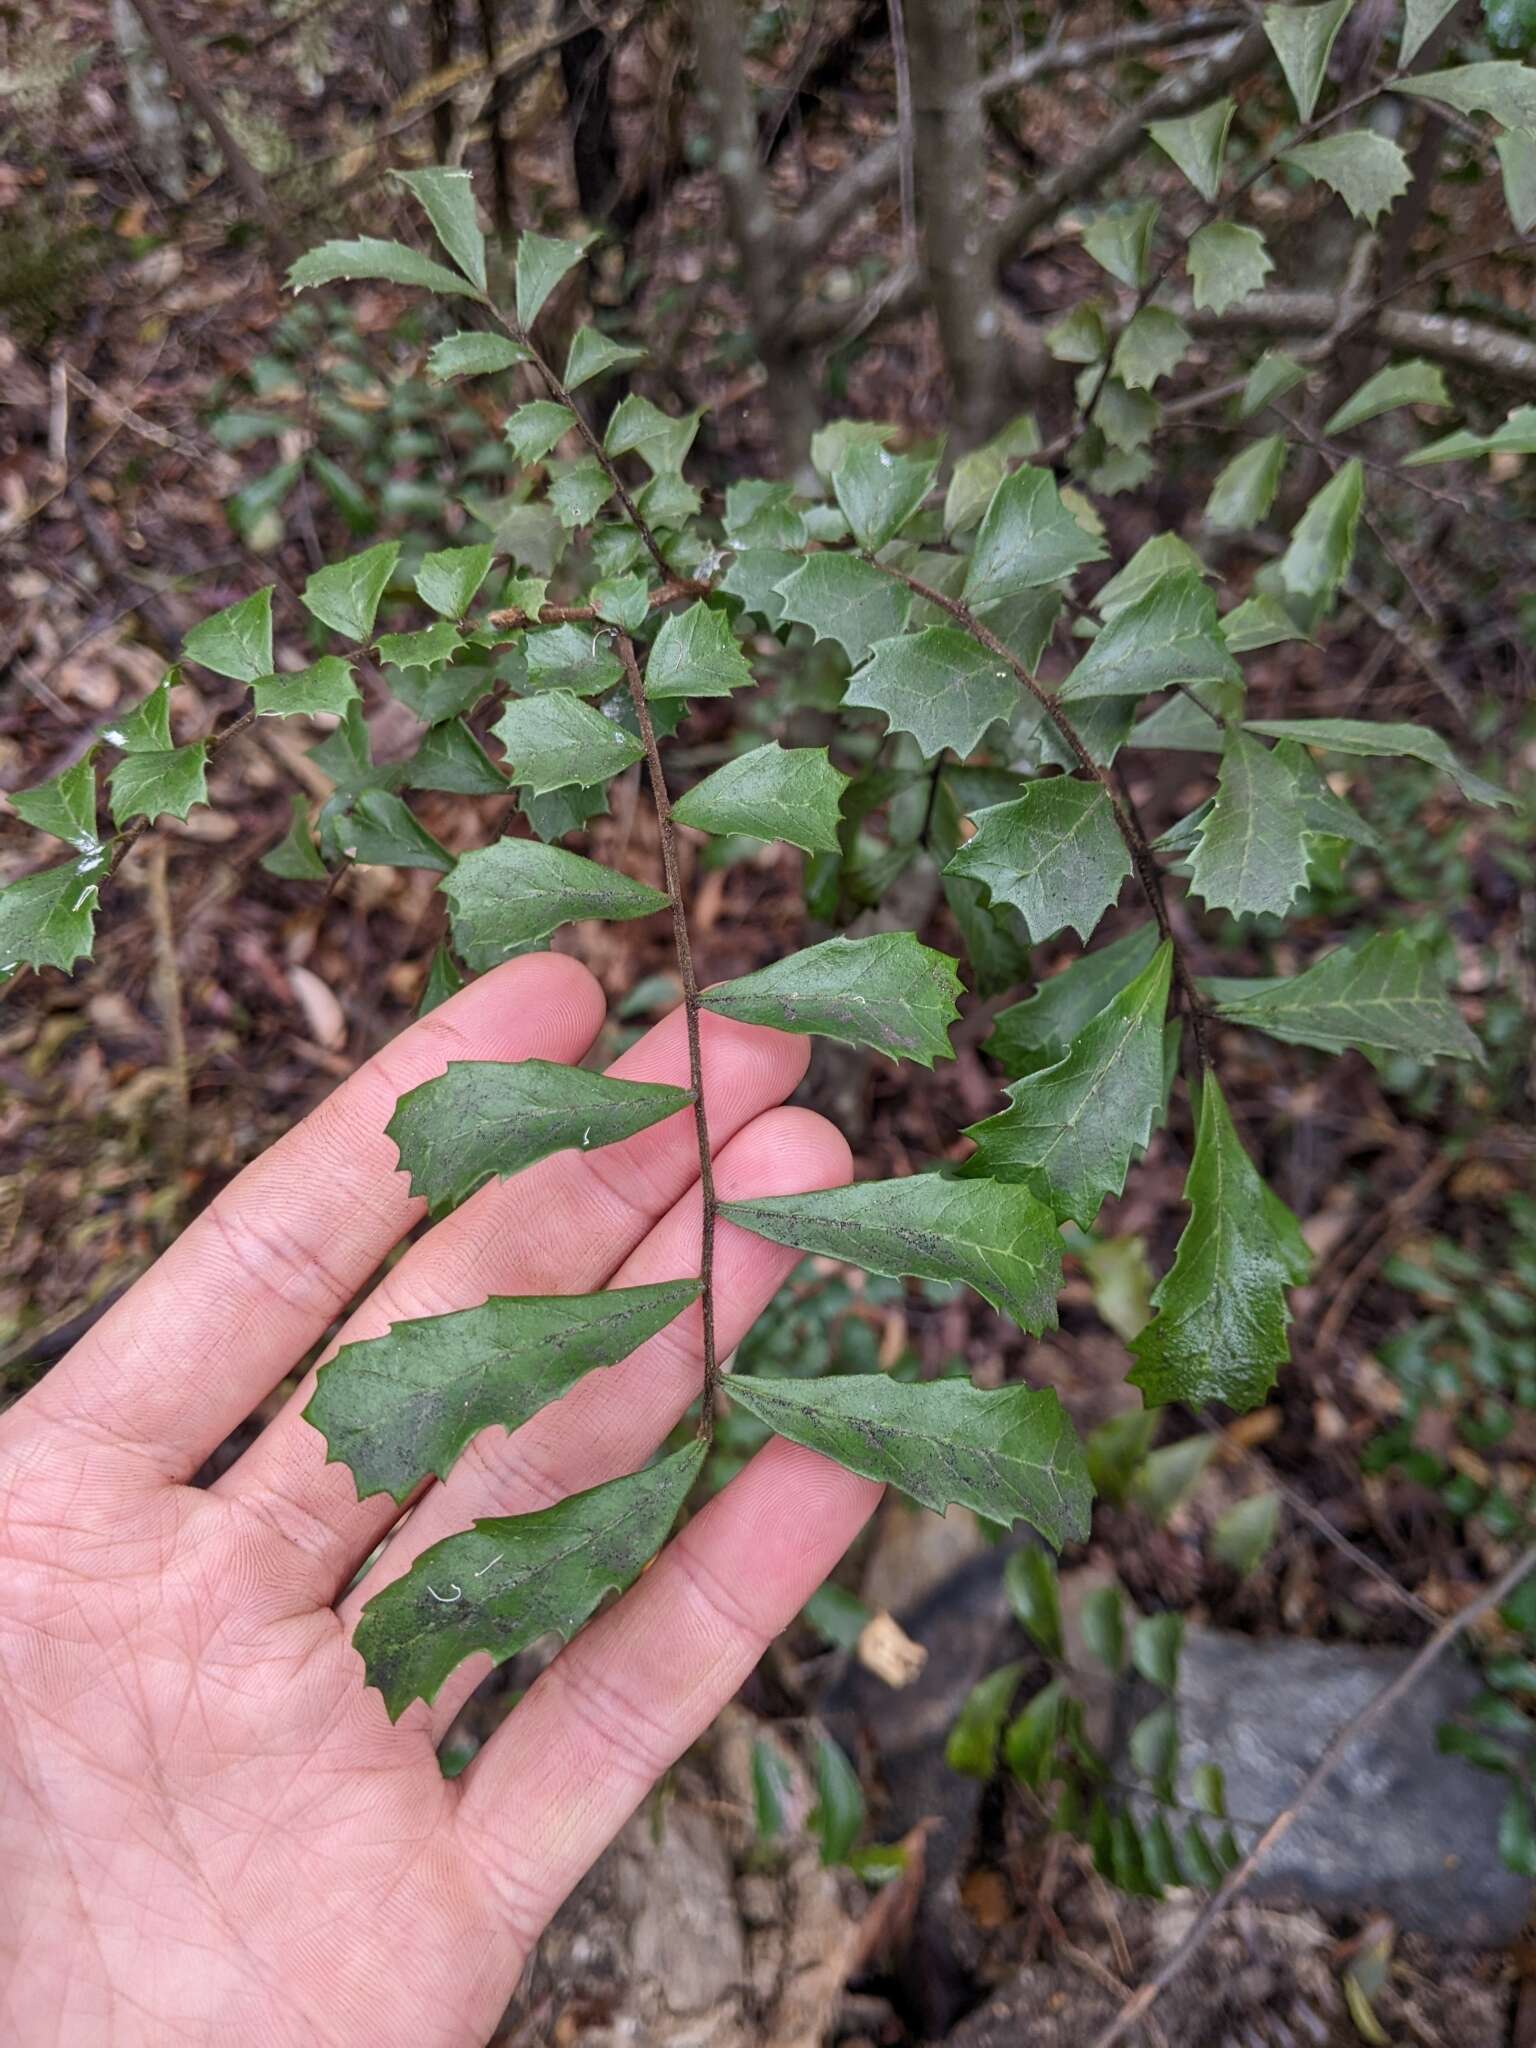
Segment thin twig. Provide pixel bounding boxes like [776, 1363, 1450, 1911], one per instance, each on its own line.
[1088, 1541, 1536, 2048]
[615, 635, 720, 1436]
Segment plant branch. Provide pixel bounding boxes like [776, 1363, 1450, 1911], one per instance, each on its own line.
[862, 554, 1212, 1064]
[615, 634, 720, 1437]
[1088, 1540, 1536, 2048]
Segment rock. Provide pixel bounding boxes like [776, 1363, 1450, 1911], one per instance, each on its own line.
[1161, 1628, 1533, 1944]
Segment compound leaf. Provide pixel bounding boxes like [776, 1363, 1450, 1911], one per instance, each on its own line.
[701, 931, 961, 1066]
[944, 778, 1131, 944]
[671, 742, 848, 852]
[441, 838, 667, 967]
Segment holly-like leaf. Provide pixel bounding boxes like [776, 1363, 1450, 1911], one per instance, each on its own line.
[964, 464, 1106, 603]
[1399, 61, 1536, 129]
[1188, 731, 1313, 919]
[563, 326, 647, 390]
[1205, 434, 1287, 531]
[307, 1278, 700, 1502]
[441, 837, 667, 967]
[671, 742, 847, 852]
[377, 620, 465, 675]
[523, 621, 624, 696]
[426, 331, 530, 381]
[1096, 536, 1205, 617]
[719, 547, 797, 628]
[774, 554, 913, 667]
[1147, 97, 1235, 202]
[845, 627, 1018, 758]
[1240, 350, 1308, 419]
[1280, 133, 1411, 224]
[107, 742, 208, 827]
[546, 454, 613, 529]
[0, 861, 99, 973]
[1128, 1075, 1310, 1411]
[985, 925, 1163, 1077]
[387, 1059, 691, 1211]
[644, 601, 754, 700]
[1211, 929, 1480, 1059]
[322, 790, 453, 872]
[1082, 200, 1158, 287]
[405, 718, 507, 796]
[831, 440, 937, 551]
[183, 588, 274, 682]
[591, 573, 651, 631]
[1112, 307, 1191, 391]
[724, 1373, 1090, 1549]
[700, 931, 961, 1066]
[1061, 570, 1239, 703]
[394, 166, 486, 290]
[1243, 716, 1510, 807]
[416, 543, 495, 620]
[964, 942, 1172, 1228]
[262, 794, 328, 880]
[288, 237, 487, 301]
[100, 676, 173, 755]
[1219, 593, 1306, 653]
[515, 229, 592, 328]
[505, 400, 576, 465]
[1264, 0, 1354, 121]
[721, 1173, 1064, 1334]
[1402, 0, 1459, 64]
[491, 692, 643, 793]
[253, 657, 359, 720]
[1187, 222, 1274, 313]
[10, 753, 100, 849]
[1325, 359, 1449, 434]
[603, 394, 699, 474]
[1130, 675, 1239, 747]
[1278, 459, 1362, 606]
[1046, 301, 1109, 364]
[302, 541, 400, 643]
[1404, 404, 1536, 467]
[386, 655, 489, 727]
[944, 778, 1131, 945]
[354, 1442, 704, 1720]
[724, 480, 808, 549]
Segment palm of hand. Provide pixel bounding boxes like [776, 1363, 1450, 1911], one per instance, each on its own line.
[0, 954, 878, 2047]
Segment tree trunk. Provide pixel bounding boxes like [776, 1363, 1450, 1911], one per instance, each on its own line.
[559, 10, 623, 222]
[688, 0, 819, 478]
[476, 0, 515, 237]
[110, 0, 187, 199]
[905, 0, 1005, 448]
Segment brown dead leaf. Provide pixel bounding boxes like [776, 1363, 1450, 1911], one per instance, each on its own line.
[286, 964, 347, 1051]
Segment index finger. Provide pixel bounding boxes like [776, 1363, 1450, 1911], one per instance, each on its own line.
[5, 951, 606, 1488]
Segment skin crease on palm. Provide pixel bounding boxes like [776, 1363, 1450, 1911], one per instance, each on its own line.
[0, 951, 885, 2047]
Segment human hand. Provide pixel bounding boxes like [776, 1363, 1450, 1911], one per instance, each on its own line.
[0, 953, 882, 2046]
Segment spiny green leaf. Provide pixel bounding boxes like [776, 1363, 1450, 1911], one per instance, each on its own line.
[376, 620, 464, 674]
[307, 1278, 699, 1502]
[1086, 374, 1160, 453]
[1280, 133, 1411, 224]
[563, 325, 646, 390]
[416, 543, 495, 620]
[302, 540, 400, 642]
[1264, 0, 1354, 121]
[262, 794, 328, 880]
[1061, 570, 1240, 703]
[700, 931, 961, 1066]
[1082, 200, 1159, 287]
[426, 331, 530, 381]
[322, 790, 453, 872]
[1403, 404, 1536, 467]
[441, 837, 667, 967]
[1402, 0, 1459, 63]
[515, 229, 593, 328]
[723, 479, 808, 549]
[1147, 97, 1235, 202]
[0, 861, 99, 973]
[1243, 716, 1510, 806]
[671, 742, 848, 852]
[107, 742, 208, 827]
[944, 778, 1131, 945]
[524, 620, 625, 696]
[944, 412, 1041, 535]
[644, 601, 754, 699]
[603, 393, 699, 474]
[985, 926, 1162, 1077]
[1205, 434, 1287, 531]
[404, 718, 507, 796]
[1212, 928, 1480, 1060]
[1096, 536, 1206, 620]
[1325, 358, 1449, 434]
[288, 237, 487, 300]
[1129, 1075, 1309, 1412]
[719, 547, 798, 628]
[386, 655, 489, 727]
[387, 1059, 691, 1212]
[354, 1442, 704, 1720]
[1240, 350, 1308, 419]
[101, 676, 173, 755]
[1129, 675, 1238, 747]
[964, 464, 1106, 603]
[491, 692, 643, 793]
[1046, 301, 1109, 364]
[253, 656, 359, 720]
[1188, 731, 1313, 919]
[1218, 593, 1306, 653]
[183, 587, 274, 682]
[844, 627, 1019, 758]
[964, 942, 1173, 1228]
[546, 453, 613, 528]
[831, 440, 937, 551]
[9, 753, 99, 850]
[1399, 60, 1536, 128]
[505, 399, 576, 465]
[773, 554, 913, 667]
[1280, 740, 1380, 849]
[1188, 221, 1274, 314]
[591, 573, 651, 631]
[394, 166, 486, 290]
[727, 1372, 1090, 1547]
[810, 417, 895, 479]
[1112, 307, 1191, 391]
[721, 1173, 1064, 1334]
[1278, 459, 1361, 606]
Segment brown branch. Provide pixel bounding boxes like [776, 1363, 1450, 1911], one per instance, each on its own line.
[615, 634, 720, 1437]
[1088, 1540, 1536, 2048]
[1176, 289, 1536, 392]
[862, 554, 1212, 1064]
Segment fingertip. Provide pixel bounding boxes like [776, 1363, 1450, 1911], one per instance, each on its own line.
[456, 950, 607, 1049]
[713, 1103, 853, 1203]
